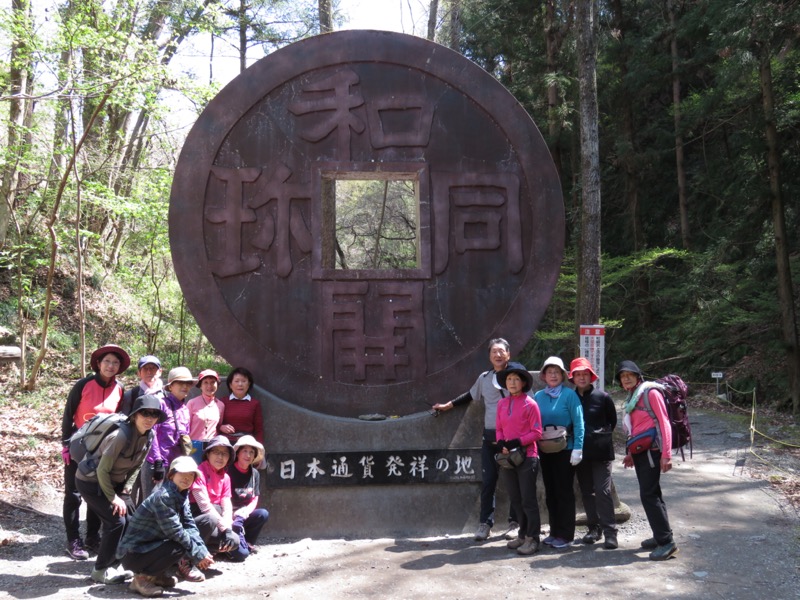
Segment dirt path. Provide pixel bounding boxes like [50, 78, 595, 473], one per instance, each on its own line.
[1, 407, 798, 599]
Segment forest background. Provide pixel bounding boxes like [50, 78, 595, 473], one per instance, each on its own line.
[0, 0, 799, 421]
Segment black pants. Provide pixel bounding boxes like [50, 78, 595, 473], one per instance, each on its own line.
[633, 449, 673, 545]
[191, 503, 239, 551]
[480, 430, 518, 527]
[539, 448, 576, 541]
[63, 460, 100, 542]
[575, 459, 617, 536]
[74, 478, 134, 570]
[121, 540, 185, 576]
[499, 457, 540, 539]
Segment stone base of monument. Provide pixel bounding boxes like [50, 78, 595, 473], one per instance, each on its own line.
[257, 384, 629, 539]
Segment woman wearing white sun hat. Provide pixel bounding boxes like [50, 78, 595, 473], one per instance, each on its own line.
[533, 356, 585, 550]
[227, 435, 270, 560]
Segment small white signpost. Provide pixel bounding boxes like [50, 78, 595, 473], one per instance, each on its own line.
[712, 371, 724, 396]
[579, 325, 606, 391]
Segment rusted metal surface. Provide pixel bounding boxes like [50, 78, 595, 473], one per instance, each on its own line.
[169, 31, 564, 417]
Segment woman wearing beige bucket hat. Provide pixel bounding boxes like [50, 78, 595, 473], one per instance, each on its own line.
[189, 435, 240, 561]
[228, 435, 269, 560]
[140, 367, 197, 502]
[533, 355, 585, 550]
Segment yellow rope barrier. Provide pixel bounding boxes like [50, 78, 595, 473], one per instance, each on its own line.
[743, 386, 800, 477]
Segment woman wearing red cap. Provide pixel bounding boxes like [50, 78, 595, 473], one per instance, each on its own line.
[568, 357, 618, 550]
[61, 344, 130, 561]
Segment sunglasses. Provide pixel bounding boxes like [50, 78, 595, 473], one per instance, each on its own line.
[138, 410, 162, 419]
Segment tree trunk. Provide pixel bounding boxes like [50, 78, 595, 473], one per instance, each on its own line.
[576, 0, 601, 328]
[319, 0, 333, 33]
[669, 0, 690, 249]
[448, 0, 461, 50]
[610, 0, 651, 327]
[239, 0, 247, 73]
[543, 1, 572, 179]
[0, 0, 32, 246]
[427, 0, 439, 41]
[75, 176, 86, 378]
[759, 49, 800, 415]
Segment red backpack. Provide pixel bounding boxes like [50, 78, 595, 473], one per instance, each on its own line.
[641, 374, 692, 460]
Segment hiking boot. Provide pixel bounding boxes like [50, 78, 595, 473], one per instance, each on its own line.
[66, 538, 89, 561]
[582, 525, 602, 544]
[640, 537, 658, 550]
[151, 572, 178, 588]
[649, 541, 679, 561]
[549, 537, 570, 549]
[84, 535, 101, 554]
[177, 557, 205, 582]
[504, 521, 520, 540]
[517, 537, 540, 555]
[91, 565, 133, 584]
[474, 522, 491, 541]
[129, 574, 163, 597]
[506, 536, 525, 550]
[603, 533, 618, 549]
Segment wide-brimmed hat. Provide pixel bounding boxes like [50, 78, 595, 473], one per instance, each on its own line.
[169, 456, 202, 479]
[165, 366, 197, 388]
[497, 361, 534, 393]
[233, 434, 265, 466]
[202, 435, 234, 464]
[615, 360, 643, 383]
[539, 356, 567, 381]
[137, 355, 161, 370]
[129, 393, 167, 424]
[196, 368, 220, 388]
[568, 357, 598, 382]
[90, 344, 131, 374]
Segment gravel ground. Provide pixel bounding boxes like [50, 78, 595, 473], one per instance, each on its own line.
[0, 405, 798, 599]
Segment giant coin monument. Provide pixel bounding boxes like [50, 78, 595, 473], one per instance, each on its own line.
[170, 30, 564, 536]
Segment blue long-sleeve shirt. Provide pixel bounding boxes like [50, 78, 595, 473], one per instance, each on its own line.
[533, 387, 585, 450]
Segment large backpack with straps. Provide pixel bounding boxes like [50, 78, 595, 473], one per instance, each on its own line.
[69, 412, 130, 465]
[641, 374, 692, 460]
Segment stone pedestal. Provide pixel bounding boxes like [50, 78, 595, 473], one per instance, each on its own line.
[259, 381, 629, 539]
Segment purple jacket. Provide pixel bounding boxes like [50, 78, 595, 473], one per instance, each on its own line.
[147, 393, 190, 466]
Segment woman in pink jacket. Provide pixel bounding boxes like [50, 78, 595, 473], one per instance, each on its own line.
[495, 362, 543, 556]
[618, 360, 678, 561]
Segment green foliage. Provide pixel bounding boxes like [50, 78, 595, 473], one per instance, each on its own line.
[334, 179, 418, 270]
[456, 0, 800, 410]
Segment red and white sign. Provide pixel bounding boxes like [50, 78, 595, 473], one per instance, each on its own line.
[579, 325, 606, 391]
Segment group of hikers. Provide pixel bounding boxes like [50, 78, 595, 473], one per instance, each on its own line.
[433, 338, 679, 560]
[59, 338, 679, 596]
[61, 344, 267, 597]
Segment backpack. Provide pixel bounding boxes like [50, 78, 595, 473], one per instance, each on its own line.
[641, 374, 692, 460]
[69, 412, 130, 464]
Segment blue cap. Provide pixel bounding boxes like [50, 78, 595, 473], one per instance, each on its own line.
[137, 355, 161, 369]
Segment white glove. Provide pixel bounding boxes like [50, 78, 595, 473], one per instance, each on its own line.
[570, 449, 583, 466]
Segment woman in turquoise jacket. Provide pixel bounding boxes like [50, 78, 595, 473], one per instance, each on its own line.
[533, 356, 584, 549]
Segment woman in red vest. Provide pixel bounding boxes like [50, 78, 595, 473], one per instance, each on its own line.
[61, 344, 130, 561]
